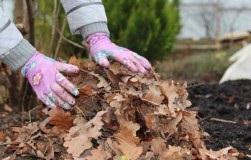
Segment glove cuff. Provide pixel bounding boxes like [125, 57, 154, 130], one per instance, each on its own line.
[2, 39, 36, 71]
[79, 22, 109, 39]
[86, 32, 110, 46]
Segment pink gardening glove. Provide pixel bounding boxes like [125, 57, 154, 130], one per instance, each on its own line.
[21, 52, 79, 110]
[86, 33, 151, 74]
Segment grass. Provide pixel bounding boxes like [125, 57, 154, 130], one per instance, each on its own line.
[155, 47, 241, 84]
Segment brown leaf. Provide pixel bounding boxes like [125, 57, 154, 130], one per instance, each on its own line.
[11, 123, 39, 143]
[151, 137, 167, 155]
[109, 62, 130, 75]
[159, 81, 181, 112]
[48, 107, 73, 131]
[164, 112, 183, 136]
[180, 111, 205, 149]
[4, 104, 13, 112]
[161, 145, 189, 160]
[143, 85, 165, 104]
[69, 56, 81, 68]
[79, 84, 93, 95]
[0, 131, 6, 142]
[114, 120, 142, 160]
[64, 111, 106, 157]
[144, 114, 157, 129]
[85, 144, 111, 160]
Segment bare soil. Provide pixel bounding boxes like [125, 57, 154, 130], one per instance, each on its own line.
[188, 80, 251, 159]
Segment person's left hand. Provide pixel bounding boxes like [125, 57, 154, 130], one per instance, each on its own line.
[86, 33, 151, 74]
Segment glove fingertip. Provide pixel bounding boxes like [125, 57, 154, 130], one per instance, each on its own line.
[142, 61, 152, 70]
[99, 59, 110, 68]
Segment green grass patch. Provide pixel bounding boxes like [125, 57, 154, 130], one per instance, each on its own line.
[155, 47, 240, 83]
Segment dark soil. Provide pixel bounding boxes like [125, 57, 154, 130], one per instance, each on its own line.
[188, 80, 251, 158]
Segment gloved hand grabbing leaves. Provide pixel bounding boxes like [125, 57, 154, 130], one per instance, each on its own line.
[21, 52, 79, 110]
[86, 33, 151, 74]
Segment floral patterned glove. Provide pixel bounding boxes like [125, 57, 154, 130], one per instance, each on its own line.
[86, 33, 151, 74]
[21, 52, 79, 110]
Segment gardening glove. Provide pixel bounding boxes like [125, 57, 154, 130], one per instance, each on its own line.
[21, 52, 79, 110]
[86, 33, 151, 74]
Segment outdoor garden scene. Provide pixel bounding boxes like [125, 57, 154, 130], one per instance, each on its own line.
[0, 0, 250, 159]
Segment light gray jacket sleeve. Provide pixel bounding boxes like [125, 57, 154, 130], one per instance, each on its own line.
[0, 10, 36, 71]
[60, 0, 110, 39]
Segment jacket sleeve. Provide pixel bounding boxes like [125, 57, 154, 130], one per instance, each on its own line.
[60, 0, 110, 39]
[0, 10, 36, 71]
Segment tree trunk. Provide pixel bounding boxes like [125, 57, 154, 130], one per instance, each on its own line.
[19, 0, 37, 111]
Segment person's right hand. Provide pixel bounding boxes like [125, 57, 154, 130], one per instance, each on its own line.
[21, 52, 79, 110]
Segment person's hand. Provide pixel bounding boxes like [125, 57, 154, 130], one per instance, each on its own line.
[86, 33, 151, 74]
[21, 52, 79, 110]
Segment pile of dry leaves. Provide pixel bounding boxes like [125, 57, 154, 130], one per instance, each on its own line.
[0, 58, 240, 160]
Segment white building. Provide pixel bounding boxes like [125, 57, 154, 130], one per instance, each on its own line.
[178, 0, 251, 40]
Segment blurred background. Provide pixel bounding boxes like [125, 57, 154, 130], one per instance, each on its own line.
[0, 0, 251, 109]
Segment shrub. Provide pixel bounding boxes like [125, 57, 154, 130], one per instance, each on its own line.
[103, 0, 181, 62]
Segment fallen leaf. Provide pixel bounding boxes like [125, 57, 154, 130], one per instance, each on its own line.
[69, 56, 81, 68]
[4, 104, 13, 112]
[159, 81, 181, 111]
[0, 131, 6, 142]
[64, 111, 106, 157]
[79, 84, 93, 95]
[85, 144, 112, 160]
[151, 137, 167, 155]
[114, 120, 143, 160]
[161, 145, 190, 160]
[48, 107, 73, 131]
[143, 85, 165, 104]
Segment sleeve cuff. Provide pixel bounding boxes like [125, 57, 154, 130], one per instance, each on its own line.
[79, 22, 110, 39]
[1, 39, 36, 71]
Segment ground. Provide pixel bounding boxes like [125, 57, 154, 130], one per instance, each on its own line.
[0, 79, 250, 159]
[188, 80, 251, 159]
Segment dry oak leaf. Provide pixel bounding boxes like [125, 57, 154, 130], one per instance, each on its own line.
[114, 122, 143, 160]
[91, 72, 111, 91]
[85, 144, 112, 160]
[151, 137, 167, 155]
[143, 85, 165, 105]
[161, 145, 190, 160]
[48, 107, 73, 131]
[69, 56, 81, 68]
[164, 112, 183, 136]
[64, 111, 106, 158]
[144, 114, 157, 129]
[116, 116, 140, 137]
[11, 122, 39, 143]
[0, 131, 6, 142]
[79, 84, 93, 95]
[159, 81, 191, 112]
[180, 111, 205, 149]
[201, 146, 238, 160]
[109, 62, 131, 75]
[159, 81, 182, 112]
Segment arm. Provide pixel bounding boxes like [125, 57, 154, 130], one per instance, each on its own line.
[60, 0, 109, 38]
[0, 10, 36, 71]
[60, 0, 151, 74]
[0, 11, 79, 110]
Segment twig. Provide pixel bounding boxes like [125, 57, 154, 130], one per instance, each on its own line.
[54, 17, 67, 58]
[28, 106, 40, 122]
[211, 118, 236, 124]
[187, 82, 205, 88]
[49, 0, 59, 55]
[60, 34, 86, 49]
[73, 106, 85, 118]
